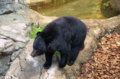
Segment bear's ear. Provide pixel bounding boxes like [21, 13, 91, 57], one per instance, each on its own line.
[36, 32, 41, 35]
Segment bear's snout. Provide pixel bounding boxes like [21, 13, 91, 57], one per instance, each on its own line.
[31, 49, 38, 57]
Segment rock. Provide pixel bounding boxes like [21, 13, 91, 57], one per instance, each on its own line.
[11, 49, 24, 61]
[0, 0, 14, 14]
[5, 39, 66, 79]
[0, 13, 31, 55]
[0, 56, 11, 75]
[0, 34, 7, 39]
[0, 0, 27, 15]
[110, 0, 120, 13]
[0, 76, 4, 79]
[17, 9, 58, 26]
[14, 42, 26, 50]
[5, 15, 120, 79]
[0, 9, 31, 77]
[0, 39, 14, 54]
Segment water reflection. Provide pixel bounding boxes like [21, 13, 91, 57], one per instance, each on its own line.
[29, 0, 118, 19]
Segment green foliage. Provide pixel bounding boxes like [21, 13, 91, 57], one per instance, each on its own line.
[30, 24, 45, 39]
[55, 51, 61, 55]
[30, 24, 61, 55]
[116, 42, 120, 45]
[101, 42, 104, 45]
[116, 39, 120, 45]
[88, 2, 94, 7]
[102, 1, 110, 9]
[118, 39, 120, 42]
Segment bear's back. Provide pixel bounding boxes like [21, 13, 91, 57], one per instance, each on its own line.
[41, 16, 86, 45]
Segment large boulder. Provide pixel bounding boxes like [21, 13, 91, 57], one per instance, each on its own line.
[0, 13, 31, 76]
[0, 0, 57, 77]
[110, 0, 120, 13]
[4, 14, 120, 79]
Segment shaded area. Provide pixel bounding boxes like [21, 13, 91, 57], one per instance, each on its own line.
[77, 32, 120, 79]
[100, 0, 119, 18]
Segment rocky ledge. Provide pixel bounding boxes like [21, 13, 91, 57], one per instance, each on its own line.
[4, 10, 120, 79]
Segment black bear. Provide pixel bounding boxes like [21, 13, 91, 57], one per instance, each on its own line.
[31, 16, 87, 69]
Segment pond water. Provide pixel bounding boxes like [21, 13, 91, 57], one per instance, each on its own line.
[29, 0, 118, 19]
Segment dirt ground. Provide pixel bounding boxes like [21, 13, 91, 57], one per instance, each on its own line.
[77, 32, 120, 79]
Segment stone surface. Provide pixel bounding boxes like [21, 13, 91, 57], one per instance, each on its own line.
[4, 15, 120, 79]
[11, 49, 24, 61]
[17, 9, 58, 26]
[5, 39, 66, 79]
[0, 76, 4, 79]
[0, 0, 27, 14]
[0, 56, 11, 75]
[0, 9, 31, 77]
[110, 0, 120, 13]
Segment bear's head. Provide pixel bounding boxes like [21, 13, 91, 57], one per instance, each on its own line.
[31, 32, 47, 57]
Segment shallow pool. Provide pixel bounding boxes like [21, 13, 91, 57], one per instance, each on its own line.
[29, 0, 118, 19]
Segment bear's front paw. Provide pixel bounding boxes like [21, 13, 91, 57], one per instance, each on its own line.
[59, 63, 66, 68]
[43, 62, 52, 69]
[67, 60, 74, 66]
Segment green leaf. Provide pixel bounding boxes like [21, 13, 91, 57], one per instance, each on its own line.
[29, 25, 45, 39]
[116, 42, 120, 45]
[101, 42, 104, 45]
[118, 39, 120, 42]
[94, 64, 97, 66]
[55, 51, 60, 55]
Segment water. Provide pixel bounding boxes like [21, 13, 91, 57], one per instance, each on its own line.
[29, 0, 118, 19]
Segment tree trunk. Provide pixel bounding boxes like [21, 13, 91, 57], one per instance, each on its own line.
[0, 0, 28, 14]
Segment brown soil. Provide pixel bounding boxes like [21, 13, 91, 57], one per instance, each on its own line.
[77, 32, 120, 79]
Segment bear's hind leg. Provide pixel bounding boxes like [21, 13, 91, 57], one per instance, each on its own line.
[43, 52, 54, 69]
[67, 44, 84, 66]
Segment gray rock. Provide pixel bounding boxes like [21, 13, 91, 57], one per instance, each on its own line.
[0, 34, 7, 39]
[0, 0, 27, 15]
[0, 0, 14, 14]
[14, 42, 26, 50]
[0, 76, 4, 79]
[110, 0, 120, 13]
[5, 40, 66, 79]
[11, 49, 24, 61]
[0, 56, 11, 75]
[2, 45, 15, 55]
[5, 15, 120, 79]
[0, 10, 31, 76]
[0, 39, 14, 54]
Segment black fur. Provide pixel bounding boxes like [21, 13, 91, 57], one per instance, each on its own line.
[31, 16, 87, 69]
